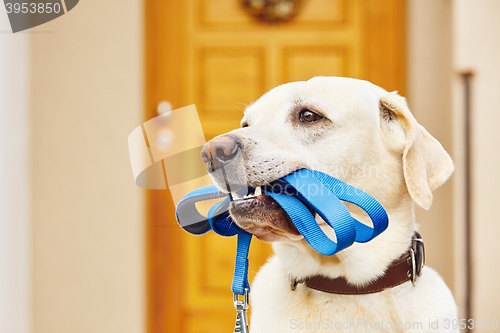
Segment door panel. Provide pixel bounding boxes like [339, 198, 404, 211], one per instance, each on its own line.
[145, 1, 405, 332]
[198, 47, 265, 115]
[283, 46, 348, 82]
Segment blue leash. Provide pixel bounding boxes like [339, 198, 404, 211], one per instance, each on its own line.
[175, 169, 389, 295]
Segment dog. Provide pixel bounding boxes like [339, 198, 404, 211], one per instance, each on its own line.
[200, 76, 458, 332]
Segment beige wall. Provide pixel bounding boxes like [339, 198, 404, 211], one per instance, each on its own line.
[31, 1, 145, 333]
[408, 0, 500, 323]
[453, 0, 500, 322]
[407, 0, 456, 292]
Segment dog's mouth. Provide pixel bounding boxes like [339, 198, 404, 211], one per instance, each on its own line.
[228, 181, 304, 242]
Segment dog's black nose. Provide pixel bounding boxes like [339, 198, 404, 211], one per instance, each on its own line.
[201, 135, 240, 171]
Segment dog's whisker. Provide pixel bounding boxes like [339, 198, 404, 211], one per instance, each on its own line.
[235, 103, 249, 114]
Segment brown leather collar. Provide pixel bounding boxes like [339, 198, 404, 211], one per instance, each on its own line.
[290, 233, 425, 295]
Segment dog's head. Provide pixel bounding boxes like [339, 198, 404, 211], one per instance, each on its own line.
[200, 76, 453, 243]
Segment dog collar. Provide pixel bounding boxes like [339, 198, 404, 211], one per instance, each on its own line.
[290, 232, 425, 294]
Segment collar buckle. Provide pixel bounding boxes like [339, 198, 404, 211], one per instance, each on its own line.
[409, 233, 425, 285]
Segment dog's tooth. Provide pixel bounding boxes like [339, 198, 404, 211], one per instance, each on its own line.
[254, 186, 262, 196]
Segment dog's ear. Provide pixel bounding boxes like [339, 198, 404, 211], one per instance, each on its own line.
[380, 92, 454, 209]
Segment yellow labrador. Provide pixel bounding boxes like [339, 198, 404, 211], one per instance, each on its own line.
[201, 77, 458, 332]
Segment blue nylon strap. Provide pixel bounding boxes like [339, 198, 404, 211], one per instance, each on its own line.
[281, 169, 388, 243]
[306, 170, 388, 242]
[175, 185, 252, 294]
[279, 173, 357, 251]
[232, 232, 252, 294]
[175, 184, 227, 235]
[207, 197, 240, 236]
[175, 169, 389, 295]
[266, 192, 352, 256]
[206, 195, 251, 294]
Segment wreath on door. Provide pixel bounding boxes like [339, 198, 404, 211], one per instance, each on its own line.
[241, 0, 303, 23]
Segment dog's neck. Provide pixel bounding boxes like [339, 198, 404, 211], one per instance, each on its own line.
[272, 195, 416, 287]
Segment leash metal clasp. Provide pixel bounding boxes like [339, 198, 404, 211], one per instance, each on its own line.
[233, 289, 249, 333]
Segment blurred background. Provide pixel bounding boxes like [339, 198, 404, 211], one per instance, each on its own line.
[1, 0, 499, 332]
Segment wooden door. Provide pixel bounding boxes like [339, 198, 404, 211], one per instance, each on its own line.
[145, 1, 405, 332]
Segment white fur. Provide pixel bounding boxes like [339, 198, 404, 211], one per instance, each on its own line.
[212, 77, 458, 332]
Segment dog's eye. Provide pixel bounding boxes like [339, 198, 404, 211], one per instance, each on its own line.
[299, 109, 323, 123]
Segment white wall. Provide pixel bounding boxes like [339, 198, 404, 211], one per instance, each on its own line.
[0, 10, 32, 333]
[31, 1, 145, 332]
[453, 0, 500, 322]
